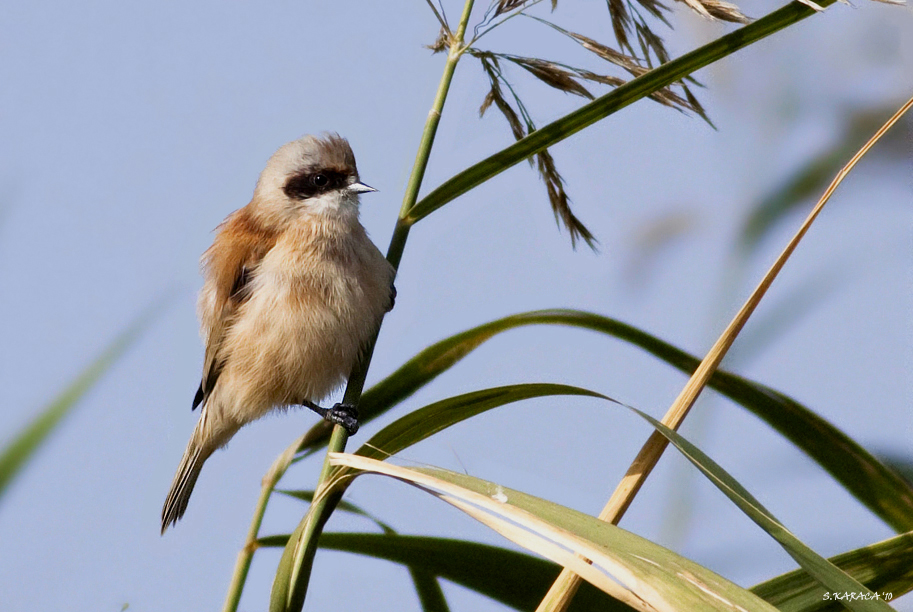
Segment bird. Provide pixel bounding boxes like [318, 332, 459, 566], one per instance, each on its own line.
[161, 134, 396, 533]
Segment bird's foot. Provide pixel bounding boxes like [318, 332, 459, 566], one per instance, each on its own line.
[300, 400, 359, 435]
[326, 403, 360, 435]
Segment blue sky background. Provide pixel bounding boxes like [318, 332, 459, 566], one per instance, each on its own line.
[1, 1, 912, 610]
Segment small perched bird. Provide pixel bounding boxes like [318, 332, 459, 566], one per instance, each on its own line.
[162, 134, 395, 533]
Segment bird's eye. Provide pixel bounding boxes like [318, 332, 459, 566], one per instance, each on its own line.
[312, 173, 329, 187]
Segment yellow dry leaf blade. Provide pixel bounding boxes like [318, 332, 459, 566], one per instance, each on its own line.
[538, 92, 913, 612]
[329, 453, 781, 612]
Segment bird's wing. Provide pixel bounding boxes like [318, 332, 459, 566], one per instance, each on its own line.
[193, 207, 278, 410]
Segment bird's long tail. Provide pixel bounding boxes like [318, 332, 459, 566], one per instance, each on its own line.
[161, 421, 212, 534]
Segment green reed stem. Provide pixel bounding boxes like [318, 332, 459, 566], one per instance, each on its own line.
[219, 3, 478, 612]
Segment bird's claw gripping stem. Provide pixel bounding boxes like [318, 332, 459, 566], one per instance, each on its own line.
[325, 402, 359, 435]
[301, 400, 359, 435]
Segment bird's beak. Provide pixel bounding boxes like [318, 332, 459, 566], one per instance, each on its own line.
[349, 181, 378, 194]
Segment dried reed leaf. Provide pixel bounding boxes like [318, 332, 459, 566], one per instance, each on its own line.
[479, 90, 495, 116]
[494, 0, 533, 15]
[506, 56, 595, 99]
[536, 149, 597, 250]
[605, 0, 634, 53]
[478, 55, 528, 141]
[558, 67, 701, 121]
[677, 0, 714, 18]
[612, 18, 713, 123]
[519, 12, 709, 123]
[426, 26, 451, 53]
[699, 0, 750, 22]
[567, 31, 642, 71]
[646, 85, 716, 124]
[475, 52, 597, 249]
[673, 0, 749, 21]
[681, 82, 715, 127]
[634, 17, 670, 66]
[524, 16, 644, 72]
[479, 22, 708, 133]
[582, 0, 676, 62]
[636, 0, 671, 21]
[488, 88, 527, 141]
[633, 28, 654, 68]
[574, 70, 626, 88]
[647, 88, 687, 110]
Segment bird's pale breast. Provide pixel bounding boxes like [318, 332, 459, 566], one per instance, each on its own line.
[212, 216, 393, 425]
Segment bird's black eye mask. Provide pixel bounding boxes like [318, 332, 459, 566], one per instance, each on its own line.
[283, 169, 350, 200]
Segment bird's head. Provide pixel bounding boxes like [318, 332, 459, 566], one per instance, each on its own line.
[251, 133, 376, 228]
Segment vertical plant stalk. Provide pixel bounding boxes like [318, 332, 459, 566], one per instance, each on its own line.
[223, 436, 306, 612]
[217, 3, 477, 612]
[535, 93, 913, 612]
[316, 0, 476, 490]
